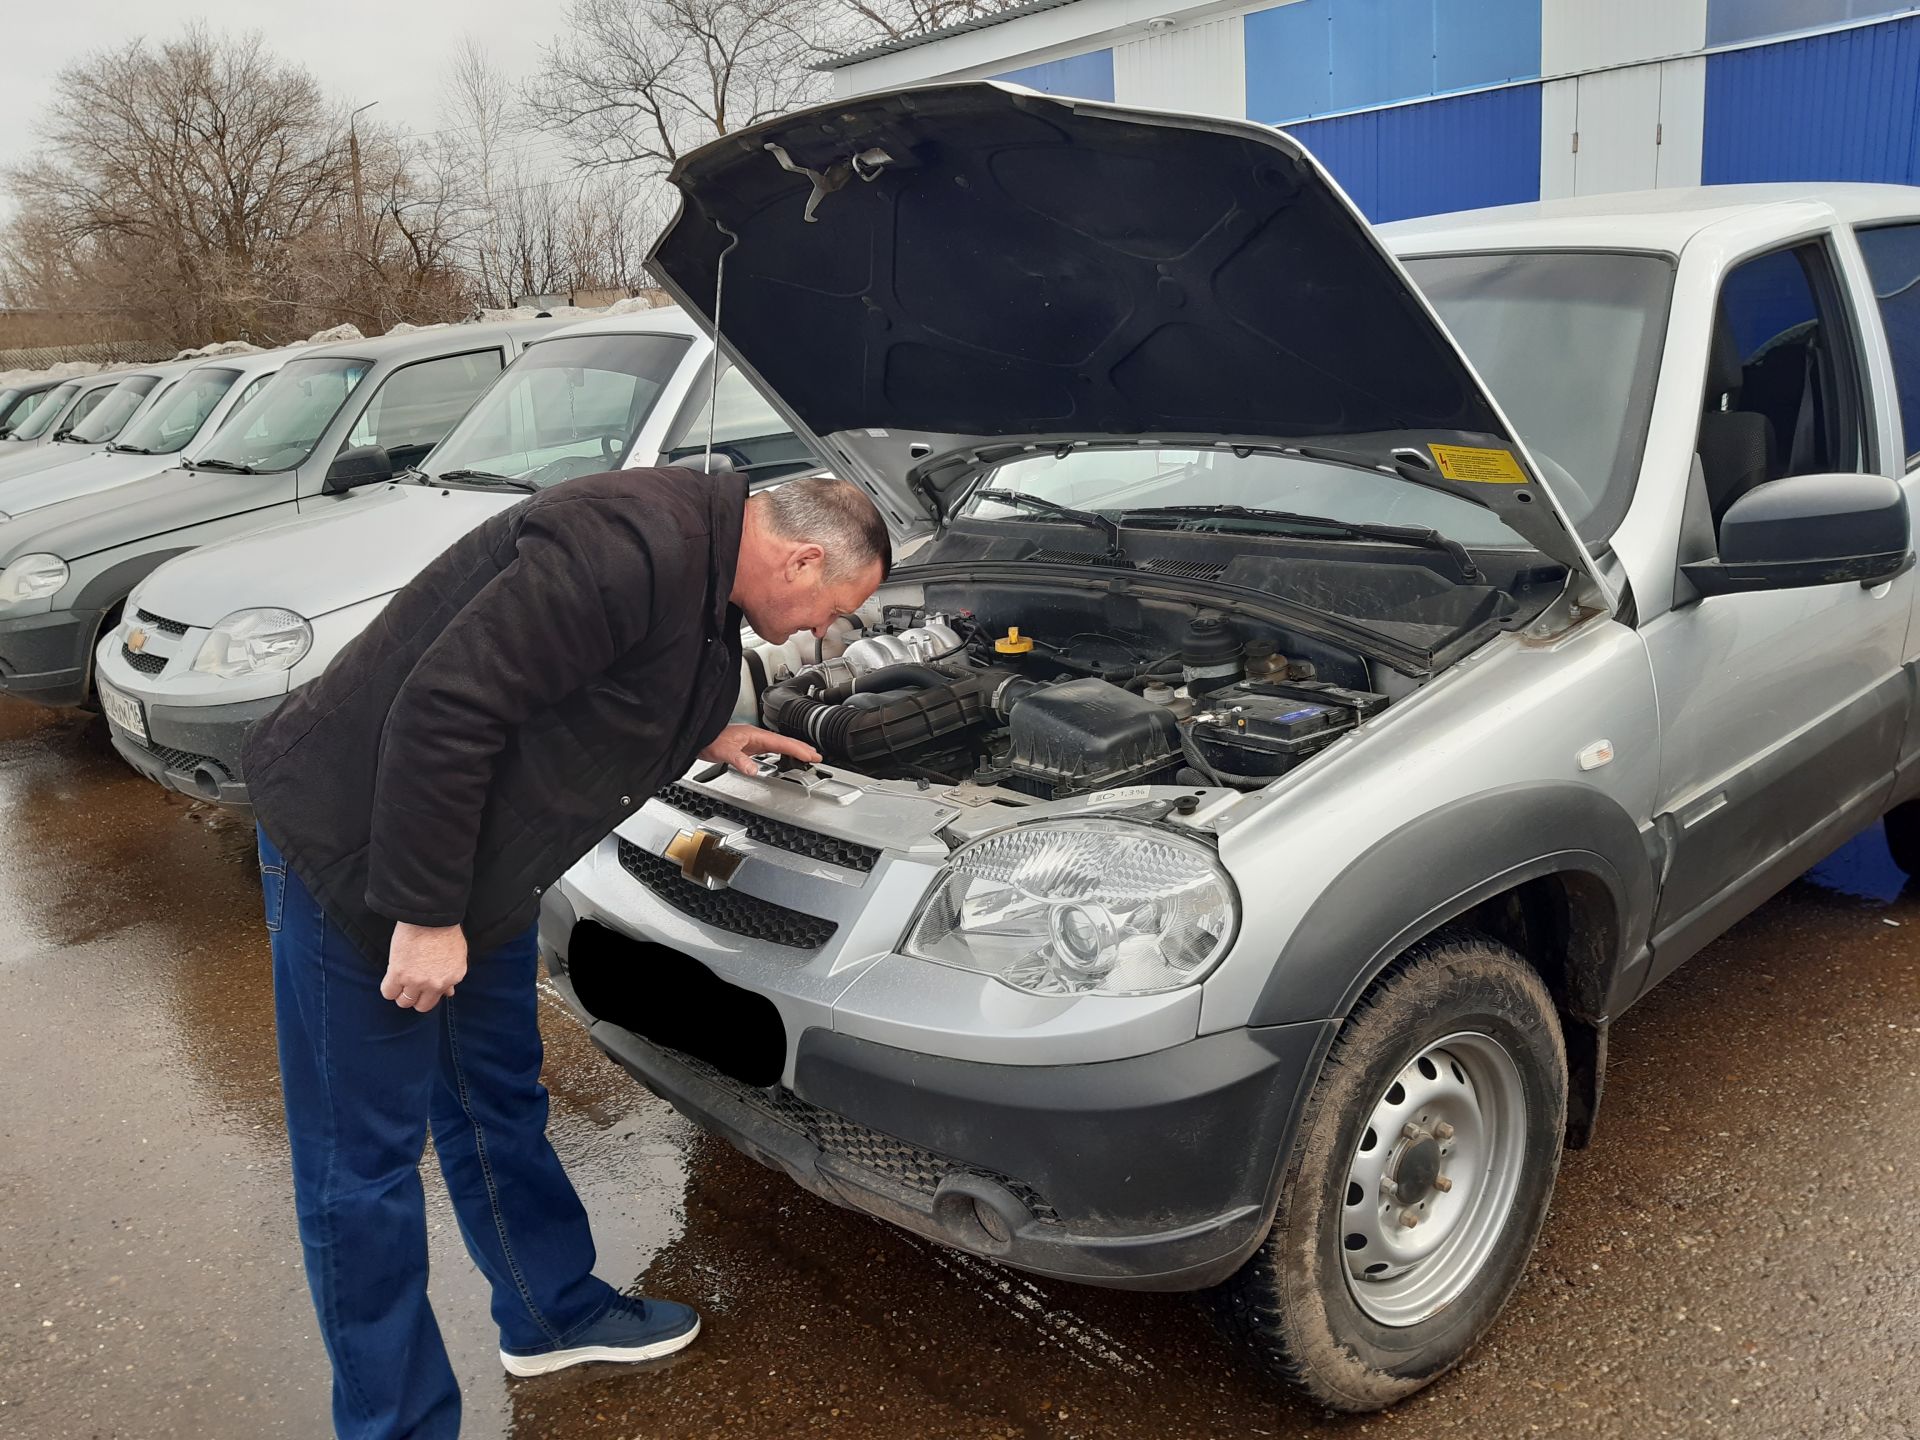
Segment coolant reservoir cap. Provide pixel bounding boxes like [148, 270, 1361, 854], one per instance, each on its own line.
[994, 626, 1034, 654]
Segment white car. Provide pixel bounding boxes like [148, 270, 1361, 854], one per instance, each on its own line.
[0, 349, 299, 522]
[96, 308, 814, 806]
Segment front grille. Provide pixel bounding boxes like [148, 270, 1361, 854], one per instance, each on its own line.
[121, 647, 166, 675]
[617, 840, 837, 950]
[673, 1048, 1059, 1222]
[135, 609, 189, 636]
[656, 783, 880, 873]
[150, 744, 219, 775]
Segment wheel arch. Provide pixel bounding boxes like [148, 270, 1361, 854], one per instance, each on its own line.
[1250, 783, 1658, 1146]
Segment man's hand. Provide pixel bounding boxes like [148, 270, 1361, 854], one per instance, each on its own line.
[382, 922, 468, 1013]
[699, 723, 822, 776]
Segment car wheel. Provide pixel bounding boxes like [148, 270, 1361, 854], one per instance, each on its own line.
[1883, 801, 1920, 878]
[1218, 932, 1566, 1412]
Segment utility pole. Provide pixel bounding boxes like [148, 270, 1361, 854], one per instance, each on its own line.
[349, 102, 378, 253]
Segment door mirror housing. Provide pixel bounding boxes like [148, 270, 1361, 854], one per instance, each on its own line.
[1681, 472, 1913, 597]
[323, 445, 397, 494]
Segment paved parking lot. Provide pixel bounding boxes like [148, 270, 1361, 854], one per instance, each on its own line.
[2, 696, 1916, 1439]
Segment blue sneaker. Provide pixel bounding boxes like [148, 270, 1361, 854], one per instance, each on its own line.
[501, 1295, 702, 1377]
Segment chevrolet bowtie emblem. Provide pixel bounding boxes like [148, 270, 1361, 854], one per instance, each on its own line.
[664, 826, 745, 890]
[126, 627, 149, 653]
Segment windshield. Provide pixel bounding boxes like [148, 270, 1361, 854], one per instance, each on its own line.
[113, 367, 240, 453]
[67, 374, 162, 443]
[420, 333, 690, 487]
[194, 356, 371, 472]
[1402, 250, 1673, 542]
[10, 382, 79, 441]
[964, 448, 1531, 547]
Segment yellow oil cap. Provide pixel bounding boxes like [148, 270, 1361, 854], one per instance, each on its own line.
[994, 626, 1034, 655]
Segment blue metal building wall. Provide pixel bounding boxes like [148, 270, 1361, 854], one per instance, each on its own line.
[1244, 0, 1539, 123]
[1702, 15, 1920, 183]
[993, 49, 1115, 100]
[1706, 0, 1918, 47]
[1286, 84, 1542, 223]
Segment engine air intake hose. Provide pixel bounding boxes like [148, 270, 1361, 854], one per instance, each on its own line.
[763, 664, 1025, 767]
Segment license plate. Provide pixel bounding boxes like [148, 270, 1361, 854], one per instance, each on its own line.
[97, 677, 148, 744]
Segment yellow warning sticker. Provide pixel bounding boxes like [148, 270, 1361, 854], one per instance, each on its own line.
[1428, 444, 1530, 484]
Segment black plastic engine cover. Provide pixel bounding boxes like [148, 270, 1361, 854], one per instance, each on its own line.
[1006, 678, 1180, 797]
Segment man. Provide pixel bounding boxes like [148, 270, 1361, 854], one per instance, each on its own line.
[244, 468, 890, 1440]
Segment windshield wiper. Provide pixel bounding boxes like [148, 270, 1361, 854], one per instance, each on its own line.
[1116, 505, 1480, 581]
[108, 443, 155, 455]
[969, 489, 1120, 552]
[189, 458, 257, 474]
[433, 468, 538, 493]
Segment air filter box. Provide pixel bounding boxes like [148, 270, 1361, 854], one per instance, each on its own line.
[1006, 677, 1180, 797]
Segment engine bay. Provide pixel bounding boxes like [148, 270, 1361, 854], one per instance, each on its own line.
[746, 587, 1406, 798]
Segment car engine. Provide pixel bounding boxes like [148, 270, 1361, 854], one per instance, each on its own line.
[749, 608, 1392, 796]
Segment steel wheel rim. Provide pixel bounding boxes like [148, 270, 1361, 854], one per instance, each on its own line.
[1338, 1030, 1528, 1327]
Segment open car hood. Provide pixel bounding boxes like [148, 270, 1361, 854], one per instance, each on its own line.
[649, 82, 1608, 597]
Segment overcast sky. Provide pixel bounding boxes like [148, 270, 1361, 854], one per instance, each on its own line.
[1, 1, 567, 182]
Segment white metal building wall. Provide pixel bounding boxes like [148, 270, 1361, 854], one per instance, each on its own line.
[1112, 12, 1248, 118]
[1540, 0, 1709, 74]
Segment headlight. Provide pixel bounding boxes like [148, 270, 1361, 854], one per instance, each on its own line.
[0, 552, 69, 605]
[902, 819, 1237, 997]
[191, 607, 313, 677]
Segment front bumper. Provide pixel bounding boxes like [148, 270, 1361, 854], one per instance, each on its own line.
[105, 690, 284, 808]
[545, 906, 1333, 1292]
[0, 607, 100, 707]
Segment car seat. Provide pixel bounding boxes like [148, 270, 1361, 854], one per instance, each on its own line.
[1695, 316, 1778, 526]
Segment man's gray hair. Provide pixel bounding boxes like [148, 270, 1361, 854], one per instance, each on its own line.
[757, 476, 891, 581]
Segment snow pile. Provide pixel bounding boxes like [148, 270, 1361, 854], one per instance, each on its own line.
[172, 339, 263, 361]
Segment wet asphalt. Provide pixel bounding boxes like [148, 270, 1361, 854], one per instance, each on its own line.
[0, 697, 1916, 1440]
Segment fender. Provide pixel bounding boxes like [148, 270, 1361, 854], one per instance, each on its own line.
[73, 548, 198, 617]
[1249, 782, 1658, 1029]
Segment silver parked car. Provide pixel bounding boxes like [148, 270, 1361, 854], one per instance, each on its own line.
[0, 349, 297, 521]
[0, 380, 66, 439]
[540, 84, 1920, 1411]
[0, 320, 558, 708]
[94, 309, 815, 806]
[0, 364, 185, 460]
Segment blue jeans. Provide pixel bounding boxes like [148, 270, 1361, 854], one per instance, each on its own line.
[259, 827, 617, 1439]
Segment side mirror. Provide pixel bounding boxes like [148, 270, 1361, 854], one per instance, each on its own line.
[1681, 472, 1913, 597]
[323, 444, 397, 494]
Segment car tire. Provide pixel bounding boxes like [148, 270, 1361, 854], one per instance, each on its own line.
[1883, 801, 1920, 878]
[1217, 931, 1566, 1412]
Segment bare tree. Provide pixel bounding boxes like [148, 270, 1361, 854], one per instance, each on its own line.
[524, 0, 826, 175]
[812, 0, 1029, 50]
[0, 26, 480, 345]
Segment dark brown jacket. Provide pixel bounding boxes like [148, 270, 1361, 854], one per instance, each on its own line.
[245, 467, 747, 963]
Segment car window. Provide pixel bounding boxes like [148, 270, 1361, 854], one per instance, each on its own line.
[661, 359, 816, 482]
[1695, 241, 1869, 533]
[57, 385, 115, 437]
[346, 349, 504, 470]
[422, 332, 690, 488]
[228, 371, 277, 414]
[67, 375, 163, 443]
[1402, 251, 1673, 543]
[9, 382, 79, 440]
[113, 367, 240, 454]
[194, 356, 372, 472]
[1856, 222, 1920, 466]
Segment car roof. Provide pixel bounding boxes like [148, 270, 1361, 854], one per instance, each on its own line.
[297, 317, 569, 365]
[541, 305, 699, 343]
[1380, 182, 1920, 255]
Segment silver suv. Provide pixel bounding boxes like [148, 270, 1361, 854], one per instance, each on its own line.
[541, 85, 1920, 1410]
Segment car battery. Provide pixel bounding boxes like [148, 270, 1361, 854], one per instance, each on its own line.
[1190, 680, 1385, 779]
